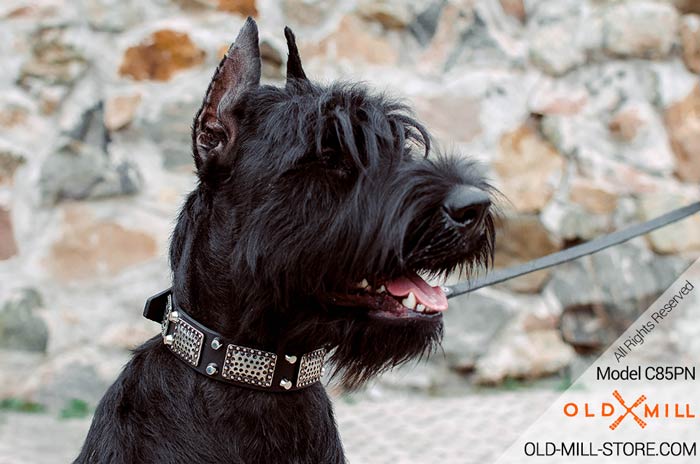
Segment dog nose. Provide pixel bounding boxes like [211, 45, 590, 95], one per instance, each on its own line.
[443, 186, 490, 231]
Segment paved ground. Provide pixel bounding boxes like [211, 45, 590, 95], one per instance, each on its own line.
[0, 390, 557, 464]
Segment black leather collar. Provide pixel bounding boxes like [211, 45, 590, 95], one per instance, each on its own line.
[144, 288, 327, 393]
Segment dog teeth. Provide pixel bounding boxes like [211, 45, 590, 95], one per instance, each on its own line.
[378, 285, 386, 293]
[402, 292, 417, 309]
[415, 304, 426, 313]
[356, 279, 369, 289]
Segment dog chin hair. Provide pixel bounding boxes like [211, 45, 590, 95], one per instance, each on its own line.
[327, 313, 443, 389]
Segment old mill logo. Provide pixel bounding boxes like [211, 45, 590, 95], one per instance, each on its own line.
[563, 390, 696, 430]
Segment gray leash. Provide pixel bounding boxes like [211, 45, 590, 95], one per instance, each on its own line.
[445, 201, 700, 299]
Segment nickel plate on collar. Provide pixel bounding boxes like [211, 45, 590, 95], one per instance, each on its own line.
[169, 319, 204, 367]
[296, 348, 326, 388]
[161, 294, 172, 337]
[222, 345, 277, 388]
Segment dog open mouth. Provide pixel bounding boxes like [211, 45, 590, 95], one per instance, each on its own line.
[328, 271, 448, 319]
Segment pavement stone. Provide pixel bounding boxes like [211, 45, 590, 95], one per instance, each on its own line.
[0, 390, 558, 464]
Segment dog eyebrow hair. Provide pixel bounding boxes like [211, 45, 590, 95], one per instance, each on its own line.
[256, 82, 431, 170]
[307, 84, 430, 169]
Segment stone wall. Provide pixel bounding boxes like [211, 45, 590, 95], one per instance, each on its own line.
[0, 0, 699, 407]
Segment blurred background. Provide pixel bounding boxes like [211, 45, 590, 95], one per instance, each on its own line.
[0, 0, 699, 462]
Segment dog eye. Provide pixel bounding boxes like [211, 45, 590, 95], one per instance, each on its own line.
[294, 148, 352, 177]
[318, 148, 349, 172]
[319, 148, 337, 163]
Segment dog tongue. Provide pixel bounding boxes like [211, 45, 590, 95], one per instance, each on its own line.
[386, 272, 448, 312]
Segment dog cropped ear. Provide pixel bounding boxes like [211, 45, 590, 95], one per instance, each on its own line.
[193, 17, 261, 172]
[284, 26, 307, 86]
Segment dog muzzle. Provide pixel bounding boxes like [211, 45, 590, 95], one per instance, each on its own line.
[143, 289, 327, 393]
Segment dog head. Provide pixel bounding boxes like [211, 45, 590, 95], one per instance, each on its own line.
[171, 18, 495, 388]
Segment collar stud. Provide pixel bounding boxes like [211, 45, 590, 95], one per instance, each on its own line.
[206, 363, 218, 375]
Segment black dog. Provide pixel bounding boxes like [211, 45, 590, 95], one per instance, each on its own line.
[75, 18, 494, 463]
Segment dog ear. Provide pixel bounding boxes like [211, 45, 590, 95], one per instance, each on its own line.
[193, 17, 261, 171]
[284, 26, 307, 85]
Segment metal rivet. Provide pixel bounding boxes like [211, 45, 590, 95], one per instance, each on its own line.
[206, 363, 218, 375]
[168, 311, 180, 323]
[211, 338, 222, 350]
[285, 355, 297, 364]
[164, 335, 174, 345]
[280, 378, 292, 390]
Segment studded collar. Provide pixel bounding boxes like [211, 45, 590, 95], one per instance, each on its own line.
[143, 288, 327, 392]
